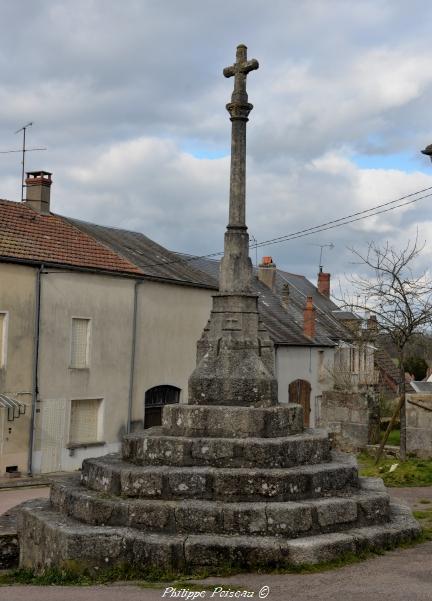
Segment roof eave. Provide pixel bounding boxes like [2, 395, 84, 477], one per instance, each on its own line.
[0, 255, 217, 289]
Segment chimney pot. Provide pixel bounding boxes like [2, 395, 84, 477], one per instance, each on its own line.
[317, 269, 330, 297]
[304, 295, 316, 339]
[258, 256, 276, 291]
[24, 170, 52, 214]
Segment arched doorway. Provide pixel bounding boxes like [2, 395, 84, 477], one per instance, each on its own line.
[288, 379, 311, 427]
[144, 385, 181, 429]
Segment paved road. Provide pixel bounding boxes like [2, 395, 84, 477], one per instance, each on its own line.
[388, 485, 432, 510]
[0, 487, 49, 514]
[0, 485, 431, 601]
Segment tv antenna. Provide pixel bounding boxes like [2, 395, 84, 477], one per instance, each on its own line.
[0, 122, 46, 201]
[309, 242, 335, 271]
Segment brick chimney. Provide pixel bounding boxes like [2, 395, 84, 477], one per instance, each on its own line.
[258, 256, 276, 291]
[304, 296, 316, 339]
[317, 267, 330, 297]
[24, 171, 52, 214]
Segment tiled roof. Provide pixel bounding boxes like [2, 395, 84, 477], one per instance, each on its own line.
[375, 347, 400, 383]
[67, 218, 216, 288]
[274, 268, 353, 342]
[177, 254, 349, 347]
[0, 199, 142, 275]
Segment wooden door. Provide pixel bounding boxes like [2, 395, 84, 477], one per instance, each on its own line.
[144, 385, 181, 429]
[144, 406, 162, 429]
[288, 379, 311, 427]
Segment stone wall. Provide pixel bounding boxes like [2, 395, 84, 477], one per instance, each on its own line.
[406, 394, 432, 458]
[318, 391, 379, 451]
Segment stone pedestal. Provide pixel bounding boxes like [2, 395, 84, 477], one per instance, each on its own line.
[18, 404, 420, 574]
[189, 293, 277, 406]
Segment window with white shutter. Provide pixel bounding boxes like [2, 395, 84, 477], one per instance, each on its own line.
[70, 318, 90, 368]
[69, 398, 101, 443]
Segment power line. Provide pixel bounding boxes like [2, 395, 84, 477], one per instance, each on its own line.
[253, 192, 432, 249]
[252, 184, 432, 249]
[132, 184, 432, 272]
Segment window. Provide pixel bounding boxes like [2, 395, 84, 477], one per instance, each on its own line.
[70, 318, 90, 368]
[144, 385, 180, 429]
[0, 312, 8, 368]
[69, 398, 102, 444]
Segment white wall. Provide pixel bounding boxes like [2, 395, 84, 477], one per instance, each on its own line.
[131, 281, 212, 424]
[0, 263, 36, 474]
[35, 270, 135, 472]
[276, 345, 334, 427]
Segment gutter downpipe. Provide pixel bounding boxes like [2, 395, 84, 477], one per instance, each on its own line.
[127, 280, 143, 434]
[28, 264, 43, 475]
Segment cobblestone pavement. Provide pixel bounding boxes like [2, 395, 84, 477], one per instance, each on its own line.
[0, 485, 430, 601]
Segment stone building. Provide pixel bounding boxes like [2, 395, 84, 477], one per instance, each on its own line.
[0, 172, 213, 475]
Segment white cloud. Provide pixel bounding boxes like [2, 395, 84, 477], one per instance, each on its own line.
[1, 0, 432, 288]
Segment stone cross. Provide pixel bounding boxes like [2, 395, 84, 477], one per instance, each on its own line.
[188, 44, 278, 407]
[223, 44, 259, 108]
[223, 44, 259, 230]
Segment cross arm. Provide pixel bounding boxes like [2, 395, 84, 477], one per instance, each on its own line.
[223, 59, 259, 79]
[241, 59, 259, 74]
[223, 65, 236, 78]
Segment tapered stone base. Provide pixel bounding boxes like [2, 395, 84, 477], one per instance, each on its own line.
[16, 401, 421, 575]
[189, 346, 278, 406]
[18, 497, 420, 574]
[189, 293, 278, 406]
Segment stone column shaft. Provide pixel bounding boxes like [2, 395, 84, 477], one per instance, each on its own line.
[188, 45, 278, 407]
[228, 118, 247, 227]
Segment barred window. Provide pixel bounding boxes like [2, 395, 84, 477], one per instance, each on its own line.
[69, 398, 101, 443]
[70, 318, 90, 368]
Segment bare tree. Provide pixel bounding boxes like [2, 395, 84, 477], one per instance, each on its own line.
[341, 236, 432, 461]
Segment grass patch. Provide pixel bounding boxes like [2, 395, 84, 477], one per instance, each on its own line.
[358, 452, 432, 487]
[413, 508, 432, 540]
[385, 429, 400, 446]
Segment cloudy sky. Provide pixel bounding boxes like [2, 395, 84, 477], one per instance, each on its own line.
[1, 0, 432, 287]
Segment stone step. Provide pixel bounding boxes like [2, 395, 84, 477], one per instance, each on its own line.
[122, 429, 331, 468]
[18, 498, 420, 573]
[161, 403, 303, 438]
[81, 452, 359, 501]
[50, 477, 390, 538]
[0, 509, 19, 569]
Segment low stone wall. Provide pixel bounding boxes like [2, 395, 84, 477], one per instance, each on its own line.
[318, 391, 379, 451]
[406, 394, 432, 458]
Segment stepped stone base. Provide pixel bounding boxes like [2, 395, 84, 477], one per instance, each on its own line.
[16, 403, 421, 574]
[18, 497, 419, 573]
